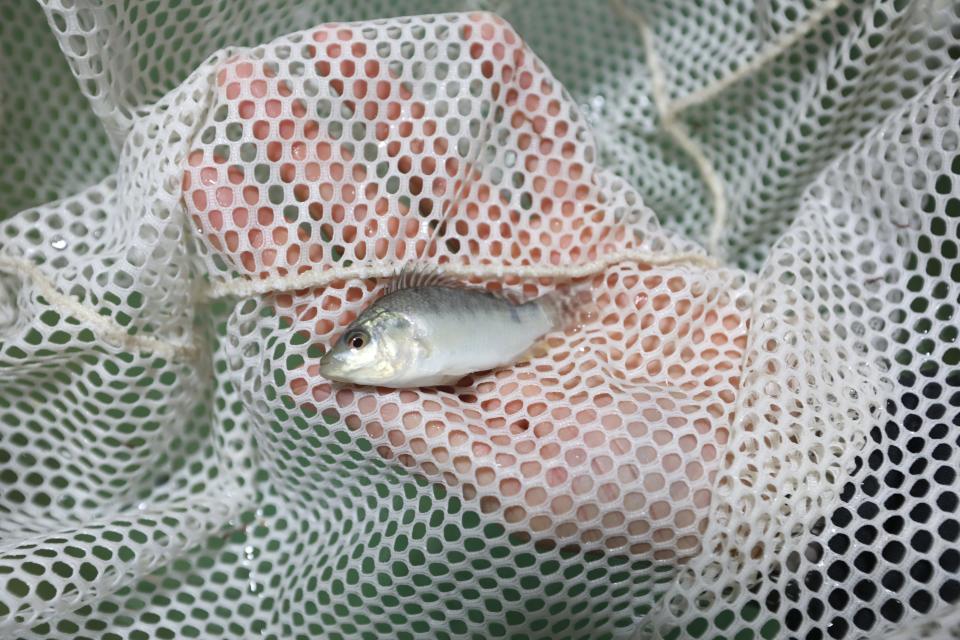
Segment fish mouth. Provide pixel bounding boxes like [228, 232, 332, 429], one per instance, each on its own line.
[318, 351, 344, 381]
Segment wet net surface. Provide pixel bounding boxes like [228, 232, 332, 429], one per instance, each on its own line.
[1, 2, 959, 639]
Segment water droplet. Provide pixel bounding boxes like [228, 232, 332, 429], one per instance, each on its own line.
[51, 237, 67, 250]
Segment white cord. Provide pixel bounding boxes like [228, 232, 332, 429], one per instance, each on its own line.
[610, 0, 729, 257]
[209, 249, 720, 298]
[0, 254, 199, 360]
[668, 0, 846, 114]
[610, 0, 846, 257]
[0, 245, 717, 360]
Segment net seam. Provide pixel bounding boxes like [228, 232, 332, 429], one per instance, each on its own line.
[0, 254, 199, 360]
[207, 249, 720, 298]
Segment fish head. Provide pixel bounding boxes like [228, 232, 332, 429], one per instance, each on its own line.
[319, 309, 422, 386]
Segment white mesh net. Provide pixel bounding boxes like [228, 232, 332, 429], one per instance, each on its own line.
[0, 1, 958, 639]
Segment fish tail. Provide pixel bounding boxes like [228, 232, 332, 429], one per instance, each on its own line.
[536, 283, 594, 332]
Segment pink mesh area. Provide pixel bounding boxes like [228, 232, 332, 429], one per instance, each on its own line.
[182, 12, 752, 556]
[184, 16, 647, 278]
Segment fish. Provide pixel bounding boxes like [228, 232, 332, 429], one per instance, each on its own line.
[318, 263, 583, 388]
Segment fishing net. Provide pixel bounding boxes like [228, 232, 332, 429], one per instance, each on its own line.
[0, 1, 958, 639]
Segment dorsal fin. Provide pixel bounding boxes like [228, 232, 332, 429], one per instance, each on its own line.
[388, 262, 462, 293]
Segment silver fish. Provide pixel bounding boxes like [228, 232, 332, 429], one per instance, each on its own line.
[318, 264, 578, 388]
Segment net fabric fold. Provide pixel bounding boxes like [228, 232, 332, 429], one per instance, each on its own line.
[637, 63, 960, 639]
[181, 10, 753, 555]
[0, 40, 256, 636]
[0, 1, 958, 639]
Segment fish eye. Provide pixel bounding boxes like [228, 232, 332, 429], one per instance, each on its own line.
[347, 331, 367, 349]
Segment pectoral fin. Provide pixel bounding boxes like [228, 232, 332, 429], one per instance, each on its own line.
[536, 284, 596, 332]
[515, 338, 551, 364]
